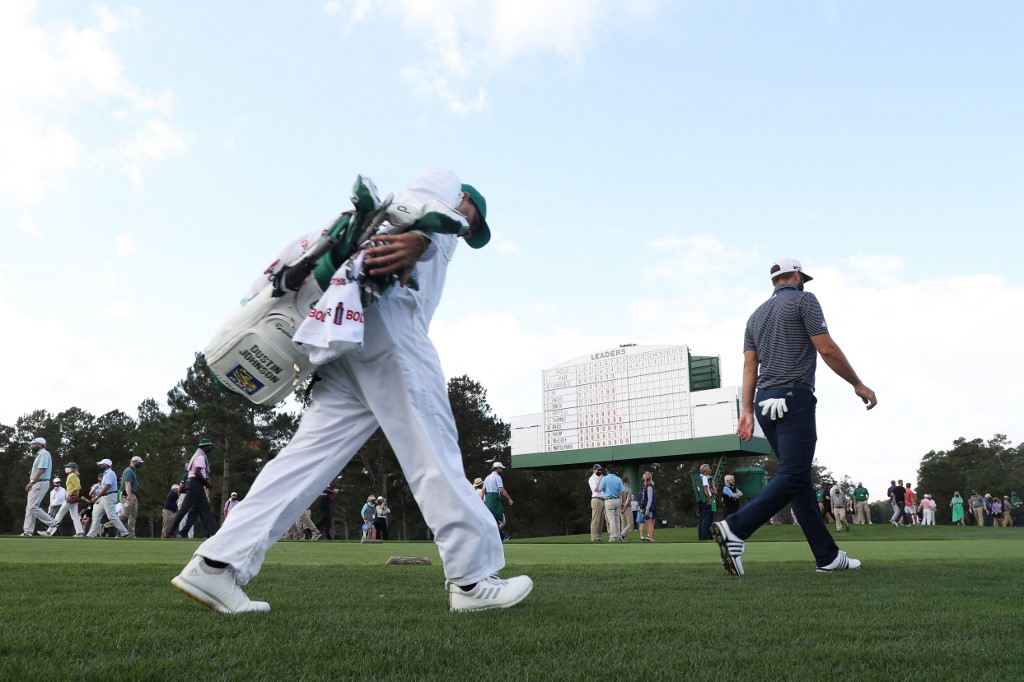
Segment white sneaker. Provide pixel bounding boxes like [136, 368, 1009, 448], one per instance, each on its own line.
[816, 550, 862, 572]
[711, 520, 745, 576]
[46, 525, 59, 536]
[171, 555, 271, 614]
[36, 529, 52, 537]
[447, 575, 534, 612]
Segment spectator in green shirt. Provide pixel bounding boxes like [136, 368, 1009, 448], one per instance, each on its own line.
[119, 456, 143, 539]
[853, 483, 871, 524]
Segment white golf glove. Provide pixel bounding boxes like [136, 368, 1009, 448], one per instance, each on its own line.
[758, 397, 788, 421]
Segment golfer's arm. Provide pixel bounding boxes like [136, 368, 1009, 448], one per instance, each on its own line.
[811, 334, 864, 387]
[741, 350, 758, 414]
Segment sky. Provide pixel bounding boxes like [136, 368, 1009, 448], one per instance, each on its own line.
[2, 0, 1022, 502]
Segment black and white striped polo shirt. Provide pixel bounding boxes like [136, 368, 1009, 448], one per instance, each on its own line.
[743, 285, 829, 390]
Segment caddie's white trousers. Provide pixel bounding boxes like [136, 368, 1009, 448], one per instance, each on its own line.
[87, 495, 129, 537]
[196, 302, 505, 586]
[603, 499, 622, 541]
[24, 481, 55, 534]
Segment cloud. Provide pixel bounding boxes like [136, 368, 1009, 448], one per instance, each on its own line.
[17, 213, 40, 237]
[0, 2, 185, 205]
[116, 234, 137, 257]
[334, 0, 667, 112]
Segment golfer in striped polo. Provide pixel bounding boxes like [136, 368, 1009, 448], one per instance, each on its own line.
[713, 258, 877, 575]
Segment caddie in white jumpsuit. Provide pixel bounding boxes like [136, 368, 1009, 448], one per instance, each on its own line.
[172, 169, 532, 614]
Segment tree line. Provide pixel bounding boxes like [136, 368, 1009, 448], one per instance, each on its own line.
[4, 353, 1016, 535]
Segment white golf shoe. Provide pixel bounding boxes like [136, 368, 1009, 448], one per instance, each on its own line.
[171, 555, 270, 614]
[711, 520, 745, 576]
[447, 575, 534, 612]
[816, 550, 862, 572]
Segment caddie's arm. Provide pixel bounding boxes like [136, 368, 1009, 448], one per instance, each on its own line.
[363, 232, 431, 287]
[736, 350, 758, 441]
[499, 486, 513, 506]
[125, 480, 133, 500]
[810, 334, 877, 409]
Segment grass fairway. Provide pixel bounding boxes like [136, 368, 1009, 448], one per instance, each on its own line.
[1, 526, 1021, 680]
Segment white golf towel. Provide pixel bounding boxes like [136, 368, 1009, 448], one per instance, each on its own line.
[292, 251, 366, 364]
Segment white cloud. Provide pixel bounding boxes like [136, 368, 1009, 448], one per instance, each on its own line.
[116, 234, 137, 257]
[0, 1, 186, 205]
[122, 119, 188, 188]
[336, 0, 666, 112]
[16, 213, 40, 237]
[94, 301, 138, 318]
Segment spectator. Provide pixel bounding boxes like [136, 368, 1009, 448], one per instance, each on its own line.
[472, 478, 484, 500]
[991, 496, 1003, 527]
[43, 463, 85, 537]
[360, 495, 377, 543]
[722, 475, 743, 517]
[588, 464, 604, 543]
[919, 494, 936, 525]
[1002, 496, 1012, 528]
[904, 482, 918, 526]
[162, 484, 181, 538]
[620, 476, 634, 541]
[853, 482, 871, 524]
[483, 462, 513, 543]
[830, 483, 850, 532]
[86, 459, 130, 538]
[118, 455, 143, 539]
[1011, 491, 1022, 528]
[891, 481, 908, 527]
[47, 477, 66, 535]
[316, 487, 337, 540]
[697, 463, 716, 541]
[164, 439, 218, 539]
[949, 491, 965, 526]
[983, 494, 994, 526]
[968, 491, 984, 526]
[598, 466, 625, 542]
[223, 492, 239, 521]
[374, 496, 391, 542]
[639, 471, 656, 542]
[21, 437, 57, 537]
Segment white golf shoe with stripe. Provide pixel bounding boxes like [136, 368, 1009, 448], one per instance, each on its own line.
[447, 574, 533, 612]
[816, 550, 861, 572]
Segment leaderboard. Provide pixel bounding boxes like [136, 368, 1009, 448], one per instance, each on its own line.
[542, 345, 691, 452]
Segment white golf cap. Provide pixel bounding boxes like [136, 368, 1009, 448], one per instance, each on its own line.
[171, 484, 179, 491]
[97, 458, 113, 467]
[53, 477, 61, 483]
[492, 461, 505, 469]
[30, 437, 46, 446]
[769, 257, 813, 282]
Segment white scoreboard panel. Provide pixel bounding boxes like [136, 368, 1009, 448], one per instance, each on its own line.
[542, 345, 690, 452]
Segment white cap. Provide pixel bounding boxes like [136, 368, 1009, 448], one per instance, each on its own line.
[30, 437, 46, 446]
[492, 461, 505, 469]
[171, 484, 179, 491]
[130, 455, 144, 464]
[230, 492, 238, 497]
[53, 477, 61, 483]
[97, 458, 113, 467]
[770, 257, 813, 282]
[367, 495, 376, 502]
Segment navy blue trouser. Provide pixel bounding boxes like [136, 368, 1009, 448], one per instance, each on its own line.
[697, 502, 714, 540]
[724, 387, 839, 567]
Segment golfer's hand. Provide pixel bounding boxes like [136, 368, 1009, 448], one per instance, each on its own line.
[364, 233, 429, 286]
[855, 384, 877, 410]
[737, 412, 755, 441]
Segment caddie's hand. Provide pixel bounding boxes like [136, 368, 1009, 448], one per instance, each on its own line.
[759, 397, 788, 421]
[855, 384, 877, 410]
[737, 412, 754, 441]
[363, 233, 429, 286]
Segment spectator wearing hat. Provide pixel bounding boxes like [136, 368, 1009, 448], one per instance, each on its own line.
[1011, 492, 1022, 527]
[904, 482, 918, 526]
[853, 482, 871, 524]
[374, 496, 391, 541]
[43, 463, 85, 537]
[162, 484, 181, 538]
[86, 459, 130, 538]
[830, 482, 850, 532]
[983, 494, 994, 526]
[472, 478, 485, 501]
[588, 464, 605, 542]
[165, 439, 218, 538]
[360, 495, 378, 542]
[118, 455, 144, 538]
[48, 476, 66, 531]
[223, 492, 240, 521]
[597, 466, 625, 542]
[483, 462, 513, 542]
[968, 491, 984, 526]
[919, 494, 936, 525]
[698, 463, 716, 541]
[638, 471, 656, 542]
[22, 437, 57, 537]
